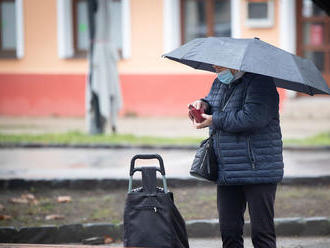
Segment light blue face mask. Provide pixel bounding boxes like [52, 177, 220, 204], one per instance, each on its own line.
[217, 69, 234, 84]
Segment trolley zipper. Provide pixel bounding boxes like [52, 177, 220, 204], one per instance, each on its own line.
[135, 206, 158, 213]
[247, 136, 256, 169]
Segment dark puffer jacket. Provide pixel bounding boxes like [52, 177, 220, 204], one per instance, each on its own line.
[202, 72, 284, 185]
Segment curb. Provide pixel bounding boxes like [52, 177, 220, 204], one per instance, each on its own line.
[0, 143, 197, 150]
[1, 142, 330, 151]
[187, 217, 330, 238]
[1, 176, 330, 190]
[0, 223, 122, 244]
[1, 217, 329, 244]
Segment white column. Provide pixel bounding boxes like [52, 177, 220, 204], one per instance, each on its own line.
[57, 0, 74, 59]
[163, 0, 181, 53]
[231, 0, 241, 38]
[279, 0, 297, 98]
[122, 0, 131, 59]
[279, 0, 296, 54]
[15, 0, 24, 59]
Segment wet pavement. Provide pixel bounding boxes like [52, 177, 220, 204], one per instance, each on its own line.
[0, 148, 329, 180]
[190, 237, 330, 248]
[92, 237, 330, 248]
[2, 237, 330, 247]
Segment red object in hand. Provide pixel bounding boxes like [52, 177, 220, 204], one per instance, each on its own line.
[188, 105, 206, 123]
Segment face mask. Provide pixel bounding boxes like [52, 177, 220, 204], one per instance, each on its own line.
[217, 69, 234, 84]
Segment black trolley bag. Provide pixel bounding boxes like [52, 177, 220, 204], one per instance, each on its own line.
[123, 154, 189, 248]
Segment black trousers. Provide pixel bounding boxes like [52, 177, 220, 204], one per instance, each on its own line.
[217, 183, 277, 248]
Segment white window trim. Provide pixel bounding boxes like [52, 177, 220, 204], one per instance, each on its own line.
[163, 0, 180, 53]
[231, 0, 240, 38]
[57, 0, 74, 59]
[245, 0, 274, 28]
[15, 0, 24, 58]
[121, 0, 131, 59]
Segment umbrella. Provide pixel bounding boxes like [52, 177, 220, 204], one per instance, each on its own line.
[163, 37, 330, 95]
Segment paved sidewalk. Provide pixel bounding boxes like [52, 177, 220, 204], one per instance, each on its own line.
[0, 97, 329, 139]
[191, 237, 330, 248]
[190, 237, 330, 248]
[2, 237, 330, 247]
[83, 237, 330, 247]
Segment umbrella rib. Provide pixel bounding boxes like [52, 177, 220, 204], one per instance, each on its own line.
[289, 53, 307, 86]
[238, 39, 254, 71]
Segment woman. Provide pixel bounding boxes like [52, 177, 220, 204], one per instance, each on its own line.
[189, 65, 284, 247]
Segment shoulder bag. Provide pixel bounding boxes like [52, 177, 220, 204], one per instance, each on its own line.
[190, 87, 236, 182]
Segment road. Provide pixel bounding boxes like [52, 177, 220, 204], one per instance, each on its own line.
[0, 148, 329, 179]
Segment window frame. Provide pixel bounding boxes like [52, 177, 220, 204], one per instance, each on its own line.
[72, 0, 88, 58]
[0, 0, 16, 58]
[71, 0, 124, 59]
[296, 0, 330, 76]
[180, 0, 223, 44]
[245, 0, 274, 28]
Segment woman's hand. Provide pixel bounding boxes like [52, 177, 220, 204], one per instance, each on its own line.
[193, 114, 212, 129]
[187, 100, 208, 122]
[188, 100, 208, 111]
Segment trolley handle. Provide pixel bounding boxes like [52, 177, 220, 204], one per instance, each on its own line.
[130, 154, 165, 176]
[132, 167, 163, 175]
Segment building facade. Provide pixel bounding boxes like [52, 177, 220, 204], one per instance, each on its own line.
[0, 0, 328, 116]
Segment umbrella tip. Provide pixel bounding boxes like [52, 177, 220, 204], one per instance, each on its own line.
[254, 37, 260, 40]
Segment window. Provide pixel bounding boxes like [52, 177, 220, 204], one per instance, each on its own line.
[0, 0, 16, 58]
[297, 0, 330, 76]
[109, 0, 123, 55]
[245, 0, 274, 28]
[72, 0, 89, 57]
[180, 0, 231, 43]
[72, 0, 123, 58]
[57, 0, 126, 59]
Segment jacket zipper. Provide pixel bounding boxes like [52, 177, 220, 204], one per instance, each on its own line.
[247, 136, 256, 169]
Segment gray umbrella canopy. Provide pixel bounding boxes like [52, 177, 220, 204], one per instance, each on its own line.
[163, 37, 330, 95]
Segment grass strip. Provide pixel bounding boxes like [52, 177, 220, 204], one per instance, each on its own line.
[284, 131, 330, 146]
[0, 131, 329, 146]
[0, 131, 202, 146]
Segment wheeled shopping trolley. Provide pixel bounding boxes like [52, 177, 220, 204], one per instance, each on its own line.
[123, 154, 189, 248]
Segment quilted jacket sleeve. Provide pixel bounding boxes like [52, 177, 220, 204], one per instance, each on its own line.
[212, 75, 278, 133]
[200, 78, 217, 114]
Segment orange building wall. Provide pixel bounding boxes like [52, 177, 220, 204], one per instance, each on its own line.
[0, 0, 87, 74]
[0, 0, 286, 117]
[240, 0, 280, 46]
[0, 0, 192, 75]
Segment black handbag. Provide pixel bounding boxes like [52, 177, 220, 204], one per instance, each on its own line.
[190, 132, 217, 182]
[190, 86, 237, 182]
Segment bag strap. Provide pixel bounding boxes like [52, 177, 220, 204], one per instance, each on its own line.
[222, 87, 236, 111]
